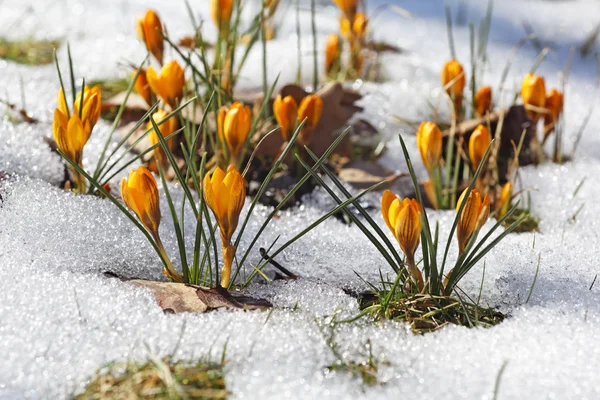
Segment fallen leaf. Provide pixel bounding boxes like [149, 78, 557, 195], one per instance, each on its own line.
[337, 160, 402, 190]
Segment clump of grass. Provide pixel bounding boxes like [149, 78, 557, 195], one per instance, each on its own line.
[76, 357, 227, 400]
[504, 208, 539, 233]
[0, 37, 59, 65]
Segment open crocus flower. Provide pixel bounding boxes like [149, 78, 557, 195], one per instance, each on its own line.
[521, 73, 546, 121]
[136, 9, 164, 64]
[416, 121, 442, 172]
[297, 94, 323, 146]
[468, 124, 491, 171]
[381, 190, 424, 290]
[121, 166, 182, 282]
[441, 59, 465, 111]
[456, 188, 490, 254]
[133, 68, 152, 106]
[53, 109, 90, 166]
[273, 95, 298, 141]
[147, 61, 185, 109]
[203, 165, 246, 288]
[217, 102, 252, 163]
[325, 34, 341, 76]
[211, 0, 233, 33]
[73, 86, 102, 131]
[474, 85, 492, 117]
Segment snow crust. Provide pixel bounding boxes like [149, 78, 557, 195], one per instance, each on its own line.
[0, 0, 599, 399]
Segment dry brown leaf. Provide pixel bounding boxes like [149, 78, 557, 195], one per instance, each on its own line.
[337, 160, 402, 190]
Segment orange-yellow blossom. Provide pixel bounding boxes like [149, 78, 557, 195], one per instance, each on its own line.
[545, 88, 564, 128]
[521, 73, 546, 121]
[136, 9, 164, 64]
[333, 0, 358, 20]
[441, 59, 466, 106]
[217, 102, 252, 161]
[211, 0, 233, 31]
[325, 34, 341, 75]
[468, 124, 491, 171]
[73, 86, 102, 131]
[53, 108, 91, 165]
[273, 95, 298, 141]
[456, 188, 490, 253]
[147, 61, 185, 109]
[297, 94, 323, 145]
[340, 12, 368, 39]
[474, 85, 492, 117]
[133, 69, 152, 106]
[497, 182, 513, 219]
[416, 121, 443, 172]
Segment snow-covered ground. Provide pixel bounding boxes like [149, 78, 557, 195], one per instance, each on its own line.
[1, 0, 599, 398]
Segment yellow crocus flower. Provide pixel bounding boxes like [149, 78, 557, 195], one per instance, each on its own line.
[136, 9, 164, 64]
[52, 109, 91, 165]
[521, 73, 546, 121]
[203, 165, 246, 288]
[497, 182, 513, 219]
[217, 102, 252, 162]
[416, 121, 443, 172]
[456, 188, 490, 254]
[297, 94, 323, 146]
[333, 0, 358, 20]
[441, 59, 465, 111]
[544, 89, 564, 132]
[325, 34, 341, 75]
[211, 0, 233, 32]
[147, 61, 185, 109]
[73, 86, 102, 131]
[468, 124, 491, 171]
[133, 68, 152, 106]
[474, 85, 492, 117]
[273, 95, 298, 141]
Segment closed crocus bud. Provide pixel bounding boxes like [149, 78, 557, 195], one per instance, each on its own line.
[217, 102, 253, 161]
[53, 109, 91, 165]
[381, 190, 423, 290]
[74, 86, 102, 131]
[148, 109, 179, 163]
[521, 73, 546, 121]
[545, 88, 564, 128]
[468, 124, 491, 171]
[423, 180, 438, 210]
[325, 34, 341, 75]
[353, 12, 368, 37]
[497, 182, 513, 219]
[297, 94, 324, 145]
[147, 61, 185, 109]
[441, 59, 466, 106]
[133, 69, 152, 106]
[416, 121, 443, 172]
[333, 0, 358, 21]
[136, 9, 164, 64]
[273, 95, 298, 141]
[120, 166, 161, 235]
[456, 188, 490, 254]
[203, 165, 246, 288]
[211, 0, 233, 32]
[474, 85, 492, 117]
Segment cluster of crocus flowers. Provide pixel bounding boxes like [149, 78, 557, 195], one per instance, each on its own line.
[203, 165, 246, 288]
[521, 73, 546, 122]
[456, 188, 490, 254]
[297, 94, 324, 146]
[330, 1, 367, 78]
[474, 85, 492, 117]
[53, 86, 102, 192]
[148, 110, 179, 170]
[217, 102, 252, 166]
[147, 61, 185, 110]
[416, 121, 442, 209]
[441, 59, 466, 116]
[136, 9, 164, 65]
[381, 190, 424, 291]
[121, 166, 182, 282]
[273, 95, 298, 142]
[211, 0, 234, 36]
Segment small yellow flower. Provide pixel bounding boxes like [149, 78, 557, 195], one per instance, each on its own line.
[325, 34, 341, 75]
[273, 95, 298, 141]
[333, 0, 358, 20]
[217, 102, 252, 161]
[456, 188, 490, 254]
[203, 165, 246, 288]
[381, 190, 423, 290]
[545, 88, 564, 128]
[53, 109, 91, 165]
[416, 121, 443, 172]
[133, 68, 152, 106]
[297, 94, 324, 145]
[120, 166, 162, 235]
[521, 73, 546, 121]
[340, 12, 368, 39]
[74, 86, 102, 131]
[136, 9, 164, 64]
[474, 85, 492, 117]
[441, 59, 466, 106]
[148, 110, 179, 168]
[211, 0, 233, 31]
[147, 61, 185, 109]
[423, 180, 438, 210]
[497, 182, 513, 219]
[468, 124, 491, 171]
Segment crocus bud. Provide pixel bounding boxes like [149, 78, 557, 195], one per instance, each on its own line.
[297, 94, 324, 145]
[441, 59, 466, 110]
[217, 102, 253, 161]
[381, 190, 423, 290]
[325, 34, 341, 75]
[211, 0, 233, 33]
[544, 88, 564, 130]
[353, 13, 368, 37]
[416, 121, 443, 172]
[333, 0, 358, 21]
[474, 85, 492, 117]
[423, 180, 438, 210]
[136, 9, 164, 64]
[53, 109, 91, 165]
[521, 73, 546, 121]
[468, 125, 491, 171]
[74, 86, 102, 131]
[120, 166, 162, 235]
[133, 69, 152, 106]
[273, 95, 298, 141]
[497, 182, 512, 219]
[203, 165, 246, 288]
[148, 110, 179, 169]
[456, 188, 490, 254]
[147, 61, 185, 109]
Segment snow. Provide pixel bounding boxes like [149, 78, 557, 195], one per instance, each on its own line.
[1, 0, 600, 399]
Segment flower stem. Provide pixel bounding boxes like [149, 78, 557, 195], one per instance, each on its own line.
[153, 232, 183, 283]
[221, 241, 235, 288]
